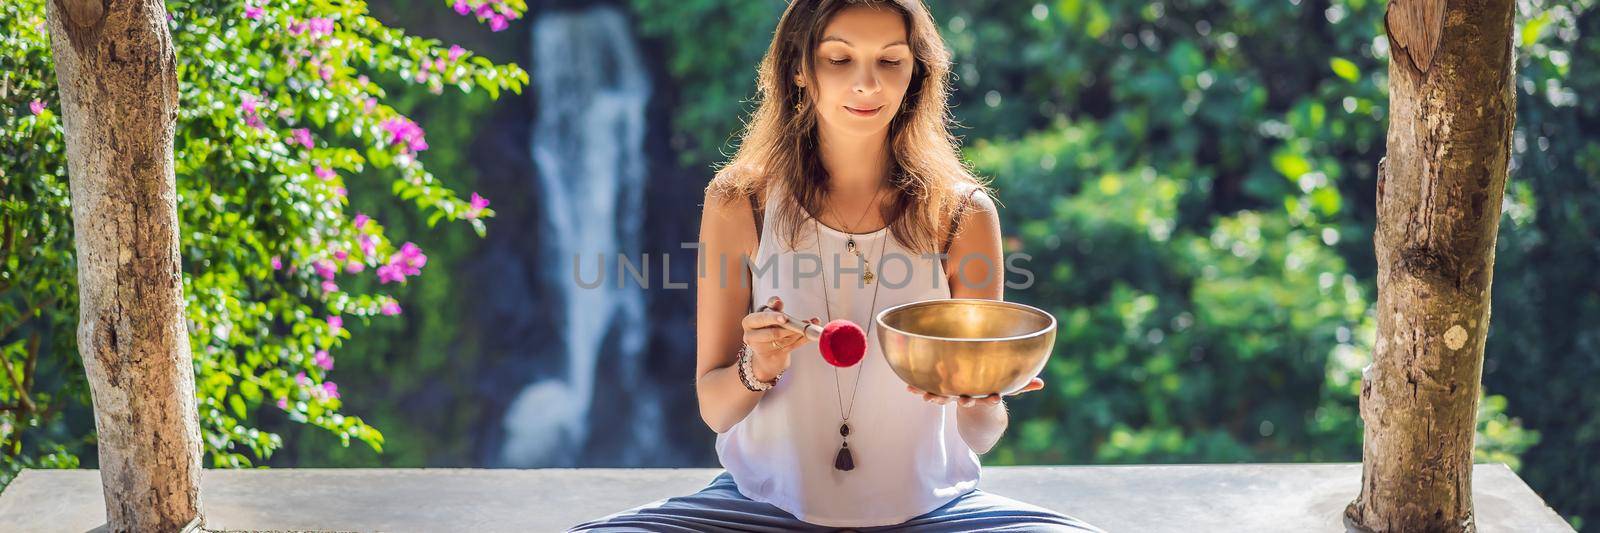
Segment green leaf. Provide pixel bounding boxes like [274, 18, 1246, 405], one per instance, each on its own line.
[1329, 57, 1359, 83]
[1522, 12, 1550, 49]
[1272, 149, 1312, 179]
[240, 380, 262, 402]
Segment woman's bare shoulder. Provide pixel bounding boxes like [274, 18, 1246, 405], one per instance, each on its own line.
[940, 181, 993, 227]
[700, 180, 761, 255]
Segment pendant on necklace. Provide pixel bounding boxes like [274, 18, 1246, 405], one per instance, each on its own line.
[846, 237, 875, 284]
[834, 422, 855, 471]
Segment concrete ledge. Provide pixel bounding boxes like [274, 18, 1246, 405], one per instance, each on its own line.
[0, 464, 1570, 532]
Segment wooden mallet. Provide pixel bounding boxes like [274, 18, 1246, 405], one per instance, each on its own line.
[756, 303, 867, 367]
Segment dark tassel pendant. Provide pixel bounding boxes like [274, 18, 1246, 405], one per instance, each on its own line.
[834, 444, 855, 471]
[834, 423, 854, 471]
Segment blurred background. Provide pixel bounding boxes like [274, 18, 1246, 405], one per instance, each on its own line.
[2, 0, 1595, 529]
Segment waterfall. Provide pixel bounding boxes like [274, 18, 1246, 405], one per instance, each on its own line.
[498, 5, 654, 468]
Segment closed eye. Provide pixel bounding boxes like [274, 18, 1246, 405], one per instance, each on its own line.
[826, 57, 904, 67]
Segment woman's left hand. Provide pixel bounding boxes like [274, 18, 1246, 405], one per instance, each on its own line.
[906, 377, 1045, 408]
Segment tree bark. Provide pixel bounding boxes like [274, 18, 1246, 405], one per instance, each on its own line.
[45, 0, 204, 531]
[1344, 0, 1516, 531]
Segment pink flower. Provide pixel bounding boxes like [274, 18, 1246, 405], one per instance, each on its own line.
[28, 100, 45, 115]
[294, 17, 335, 39]
[400, 241, 424, 258]
[334, 249, 348, 261]
[291, 128, 313, 149]
[270, 255, 283, 270]
[314, 350, 334, 370]
[277, 397, 289, 410]
[328, 315, 343, 332]
[376, 263, 406, 284]
[363, 97, 377, 114]
[474, 3, 495, 17]
[448, 45, 466, 61]
[358, 235, 377, 257]
[467, 192, 490, 219]
[240, 95, 265, 129]
[321, 280, 338, 293]
[295, 371, 311, 386]
[374, 243, 427, 284]
[380, 117, 428, 153]
[321, 381, 340, 399]
[334, 186, 347, 197]
[396, 242, 428, 273]
[314, 166, 335, 181]
[353, 213, 370, 230]
[345, 261, 366, 274]
[453, 0, 471, 15]
[489, 14, 508, 32]
[314, 259, 337, 280]
[381, 299, 403, 316]
[319, 65, 334, 82]
[244, 5, 264, 19]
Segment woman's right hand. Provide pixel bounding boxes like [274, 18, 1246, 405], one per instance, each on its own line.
[741, 296, 820, 382]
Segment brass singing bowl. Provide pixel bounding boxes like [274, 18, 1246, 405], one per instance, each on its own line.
[875, 298, 1057, 398]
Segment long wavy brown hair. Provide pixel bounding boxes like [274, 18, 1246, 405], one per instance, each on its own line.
[705, 0, 992, 256]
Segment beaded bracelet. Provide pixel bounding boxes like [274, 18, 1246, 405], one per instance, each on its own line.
[737, 344, 782, 392]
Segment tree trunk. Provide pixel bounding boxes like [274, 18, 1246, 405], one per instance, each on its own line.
[1344, 0, 1516, 531]
[45, 0, 204, 531]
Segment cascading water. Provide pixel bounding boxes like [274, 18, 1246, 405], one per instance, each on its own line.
[498, 5, 654, 467]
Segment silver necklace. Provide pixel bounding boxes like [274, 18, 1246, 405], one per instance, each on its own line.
[815, 217, 888, 471]
[832, 187, 886, 284]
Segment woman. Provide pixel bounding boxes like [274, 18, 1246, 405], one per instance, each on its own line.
[572, 1, 1101, 531]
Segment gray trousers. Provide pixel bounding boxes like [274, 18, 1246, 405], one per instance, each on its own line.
[569, 471, 1105, 532]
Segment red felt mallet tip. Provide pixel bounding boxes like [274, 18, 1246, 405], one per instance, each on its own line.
[819, 319, 867, 367]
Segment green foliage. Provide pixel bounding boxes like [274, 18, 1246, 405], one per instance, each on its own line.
[627, 0, 786, 165]
[269, 44, 499, 468]
[0, 0, 525, 482]
[965, 120, 1372, 464]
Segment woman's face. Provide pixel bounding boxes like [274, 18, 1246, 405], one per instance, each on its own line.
[807, 5, 914, 138]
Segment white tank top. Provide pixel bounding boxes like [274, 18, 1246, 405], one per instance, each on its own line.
[715, 180, 981, 527]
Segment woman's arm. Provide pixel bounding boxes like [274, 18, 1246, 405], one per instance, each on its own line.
[942, 190, 1013, 455]
[694, 189, 766, 433]
[695, 188, 804, 434]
